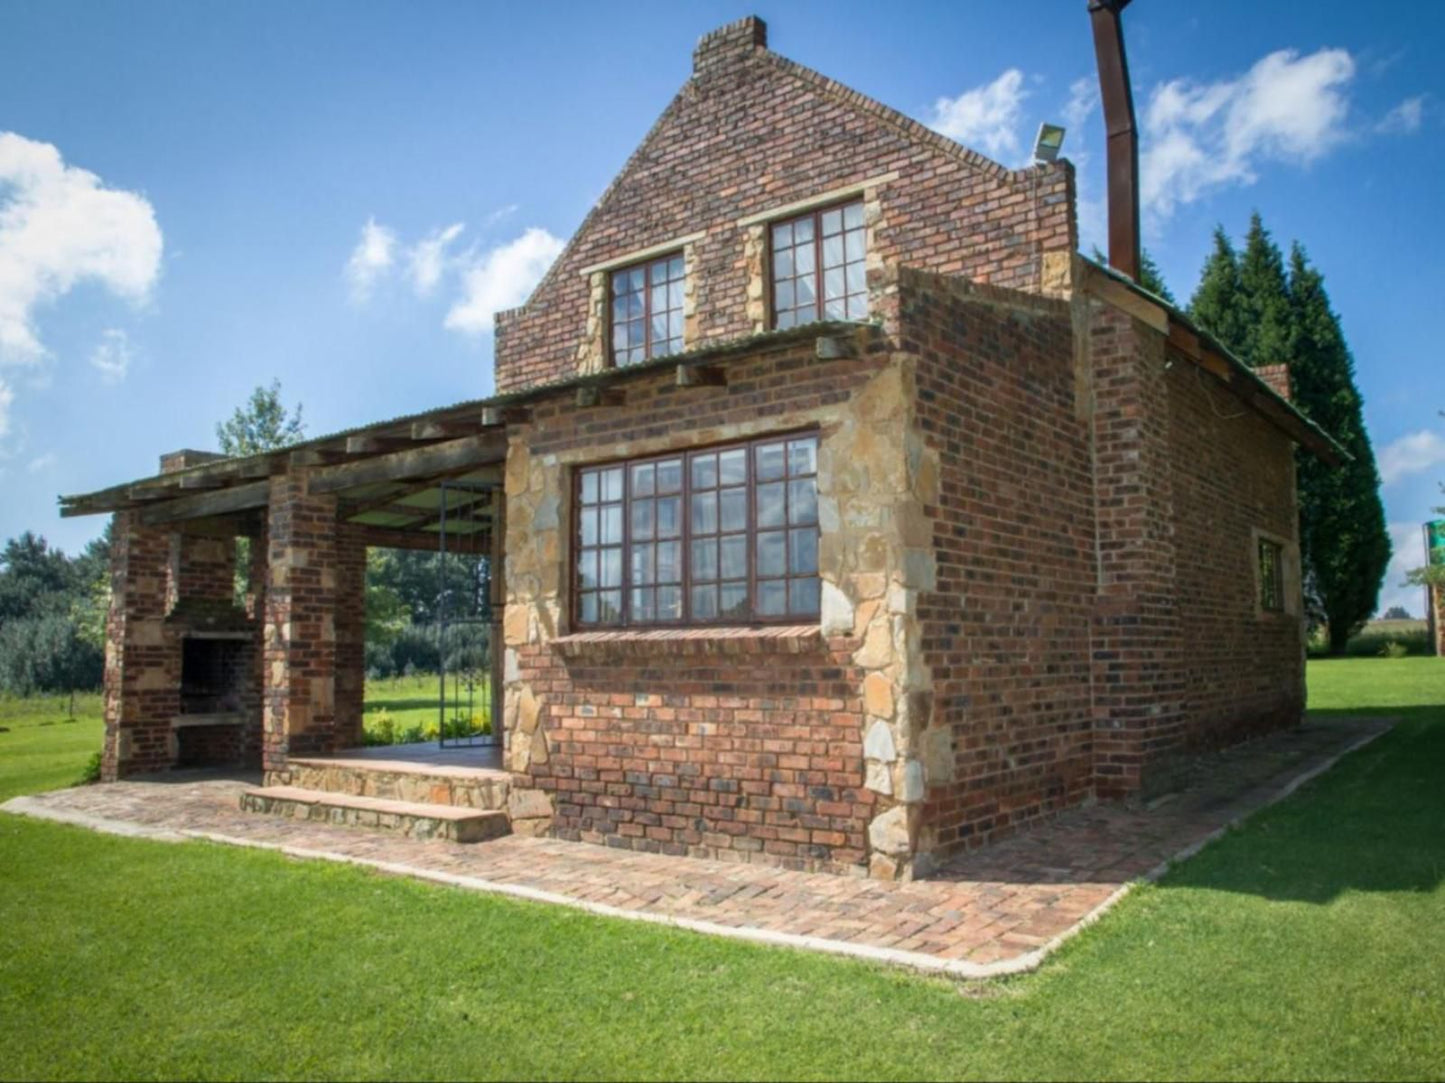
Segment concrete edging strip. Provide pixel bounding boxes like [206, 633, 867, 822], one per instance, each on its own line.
[0, 722, 1391, 981]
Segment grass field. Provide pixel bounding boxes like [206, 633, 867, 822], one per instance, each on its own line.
[0, 658, 1441, 1080]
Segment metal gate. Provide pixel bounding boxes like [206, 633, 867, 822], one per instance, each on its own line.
[435, 479, 501, 749]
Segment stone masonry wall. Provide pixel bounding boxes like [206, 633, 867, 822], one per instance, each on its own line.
[494, 16, 1075, 393]
[501, 326, 938, 877]
[902, 270, 1097, 858]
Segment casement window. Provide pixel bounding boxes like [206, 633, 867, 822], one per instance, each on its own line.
[573, 433, 821, 627]
[770, 200, 867, 329]
[611, 253, 685, 366]
[1258, 537, 1285, 613]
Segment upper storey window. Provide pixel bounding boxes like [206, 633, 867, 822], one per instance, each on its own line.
[771, 200, 867, 329]
[611, 253, 685, 366]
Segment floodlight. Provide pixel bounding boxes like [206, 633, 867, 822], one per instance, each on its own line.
[1033, 123, 1066, 163]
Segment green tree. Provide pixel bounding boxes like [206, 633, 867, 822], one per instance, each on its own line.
[1286, 243, 1391, 650]
[1237, 214, 1293, 368]
[215, 381, 306, 601]
[215, 379, 306, 457]
[1090, 245, 1175, 304]
[0, 533, 104, 694]
[1138, 249, 1175, 305]
[1189, 221, 1391, 653]
[1187, 227, 1248, 355]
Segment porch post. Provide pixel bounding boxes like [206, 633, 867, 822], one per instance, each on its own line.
[489, 492, 506, 754]
[102, 511, 179, 781]
[262, 472, 347, 776]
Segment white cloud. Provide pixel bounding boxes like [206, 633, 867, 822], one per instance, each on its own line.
[1377, 95, 1425, 135]
[1062, 76, 1099, 130]
[89, 328, 132, 383]
[1379, 520, 1429, 619]
[0, 131, 162, 364]
[26, 451, 55, 474]
[927, 69, 1029, 161]
[1379, 429, 1445, 486]
[444, 228, 564, 336]
[407, 222, 464, 297]
[0, 376, 12, 439]
[1141, 48, 1356, 222]
[483, 204, 519, 229]
[345, 217, 397, 302]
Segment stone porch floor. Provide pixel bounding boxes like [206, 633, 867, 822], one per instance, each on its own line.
[3, 717, 1390, 979]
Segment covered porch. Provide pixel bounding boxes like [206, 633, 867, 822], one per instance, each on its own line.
[60, 405, 514, 785]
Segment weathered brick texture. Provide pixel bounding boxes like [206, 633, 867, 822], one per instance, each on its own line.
[504, 334, 895, 872]
[902, 271, 1096, 854]
[102, 513, 179, 780]
[262, 475, 367, 773]
[494, 15, 1075, 393]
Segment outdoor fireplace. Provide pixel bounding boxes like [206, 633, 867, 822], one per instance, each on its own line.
[180, 634, 249, 715]
[171, 631, 258, 768]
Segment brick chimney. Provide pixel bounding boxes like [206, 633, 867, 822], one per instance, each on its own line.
[693, 15, 767, 74]
[159, 449, 226, 475]
[1255, 364, 1292, 402]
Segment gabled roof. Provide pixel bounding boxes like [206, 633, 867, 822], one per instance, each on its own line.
[1077, 256, 1345, 465]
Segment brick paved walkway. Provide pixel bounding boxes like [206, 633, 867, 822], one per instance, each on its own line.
[3, 717, 1391, 978]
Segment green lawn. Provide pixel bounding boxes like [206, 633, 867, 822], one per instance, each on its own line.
[0, 658, 1441, 1080]
[0, 692, 103, 802]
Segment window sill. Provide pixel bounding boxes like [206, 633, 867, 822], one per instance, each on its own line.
[552, 624, 823, 657]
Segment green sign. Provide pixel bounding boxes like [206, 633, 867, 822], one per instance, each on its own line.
[1429, 520, 1445, 568]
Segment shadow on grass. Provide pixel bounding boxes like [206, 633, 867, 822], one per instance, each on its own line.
[1160, 705, 1444, 904]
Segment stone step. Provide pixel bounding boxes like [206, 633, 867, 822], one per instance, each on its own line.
[278, 758, 509, 811]
[239, 785, 510, 843]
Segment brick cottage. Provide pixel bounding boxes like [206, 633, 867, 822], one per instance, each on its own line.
[62, 15, 1340, 880]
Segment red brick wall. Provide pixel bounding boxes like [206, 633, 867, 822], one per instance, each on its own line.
[494, 16, 1075, 393]
[262, 474, 368, 770]
[900, 271, 1097, 853]
[511, 337, 889, 871]
[1164, 354, 1304, 755]
[102, 512, 179, 780]
[1088, 304, 1188, 798]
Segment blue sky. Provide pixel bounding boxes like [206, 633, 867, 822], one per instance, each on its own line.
[2, 0, 1441, 615]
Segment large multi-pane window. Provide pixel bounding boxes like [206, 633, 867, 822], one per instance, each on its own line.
[574, 434, 821, 627]
[611, 253, 685, 366]
[771, 200, 867, 329]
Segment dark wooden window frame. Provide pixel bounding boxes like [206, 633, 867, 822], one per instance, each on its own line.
[609, 251, 686, 368]
[571, 430, 822, 629]
[769, 198, 868, 330]
[1258, 536, 1286, 613]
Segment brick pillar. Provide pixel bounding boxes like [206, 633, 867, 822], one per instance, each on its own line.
[166, 534, 236, 610]
[102, 512, 180, 780]
[243, 520, 268, 767]
[333, 524, 367, 750]
[1088, 303, 1186, 799]
[262, 473, 348, 775]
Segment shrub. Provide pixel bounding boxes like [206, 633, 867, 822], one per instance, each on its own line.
[77, 751, 102, 785]
[1380, 640, 1410, 659]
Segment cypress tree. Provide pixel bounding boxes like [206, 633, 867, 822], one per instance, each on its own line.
[1237, 213, 1293, 368]
[1138, 249, 1175, 304]
[1286, 243, 1391, 651]
[1089, 245, 1174, 304]
[1187, 227, 1248, 356]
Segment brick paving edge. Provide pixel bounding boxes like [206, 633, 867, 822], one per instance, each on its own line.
[0, 721, 1392, 982]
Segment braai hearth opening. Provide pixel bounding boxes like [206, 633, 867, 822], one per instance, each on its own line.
[180, 634, 249, 716]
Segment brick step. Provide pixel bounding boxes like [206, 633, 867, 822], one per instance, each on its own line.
[280, 758, 509, 811]
[239, 785, 510, 843]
